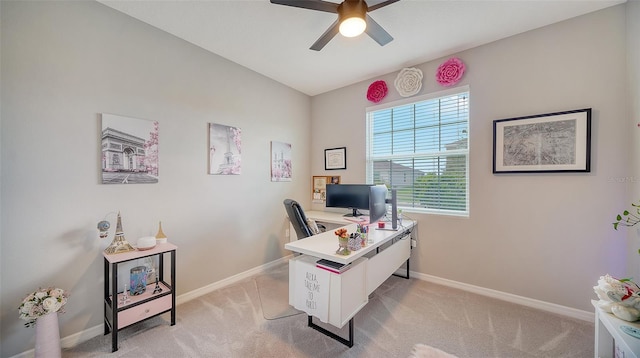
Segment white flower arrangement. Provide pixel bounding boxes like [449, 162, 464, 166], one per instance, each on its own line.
[593, 274, 640, 321]
[18, 287, 69, 327]
[394, 67, 423, 97]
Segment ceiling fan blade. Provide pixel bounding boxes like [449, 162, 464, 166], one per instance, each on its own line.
[310, 20, 340, 51]
[365, 14, 393, 46]
[270, 0, 339, 13]
[366, 0, 400, 12]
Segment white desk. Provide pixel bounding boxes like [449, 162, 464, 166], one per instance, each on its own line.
[304, 210, 357, 225]
[285, 211, 415, 347]
[287, 210, 355, 241]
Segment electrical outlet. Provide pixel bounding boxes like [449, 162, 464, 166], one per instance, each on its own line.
[285, 229, 290, 238]
[411, 239, 417, 248]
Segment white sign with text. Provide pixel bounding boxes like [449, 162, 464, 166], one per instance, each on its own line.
[294, 258, 330, 322]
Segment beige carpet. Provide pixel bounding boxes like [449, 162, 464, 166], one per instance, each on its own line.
[254, 263, 303, 320]
[410, 343, 458, 358]
[63, 262, 594, 357]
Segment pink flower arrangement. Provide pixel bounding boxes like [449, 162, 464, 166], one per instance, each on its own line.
[366, 80, 388, 103]
[436, 57, 466, 87]
[18, 287, 69, 327]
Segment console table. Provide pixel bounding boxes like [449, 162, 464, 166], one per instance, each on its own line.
[594, 303, 640, 358]
[103, 243, 177, 352]
[285, 215, 415, 347]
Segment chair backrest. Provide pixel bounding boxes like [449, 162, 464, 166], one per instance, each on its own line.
[283, 199, 313, 239]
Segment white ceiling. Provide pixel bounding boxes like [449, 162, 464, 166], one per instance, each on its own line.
[98, 0, 625, 96]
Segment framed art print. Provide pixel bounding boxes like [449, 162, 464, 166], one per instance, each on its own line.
[324, 147, 346, 170]
[271, 141, 292, 182]
[101, 113, 159, 184]
[209, 123, 241, 175]
[493, 108, 591, 173]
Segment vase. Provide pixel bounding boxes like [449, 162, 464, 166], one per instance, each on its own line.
[35, 312, 61, 358]
[336, 237, 350, 255]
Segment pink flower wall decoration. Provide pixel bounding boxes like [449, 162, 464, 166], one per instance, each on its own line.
[436, 57, 466, 87]
[366, 80, 388, 103]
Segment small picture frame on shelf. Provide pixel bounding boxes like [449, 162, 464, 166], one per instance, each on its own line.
[324, 147, 346, 170]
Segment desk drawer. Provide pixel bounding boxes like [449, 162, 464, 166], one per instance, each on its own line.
[118, 295, 171, 329]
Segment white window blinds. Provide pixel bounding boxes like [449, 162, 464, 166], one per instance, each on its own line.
[366, 88, 469, 216]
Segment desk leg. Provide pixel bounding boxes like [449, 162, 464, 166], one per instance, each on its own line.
[392, 258, 410, 279]
[170, 250, 176, 326]
[307, 316, 354, 348]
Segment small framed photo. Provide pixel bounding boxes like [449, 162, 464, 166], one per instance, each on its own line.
[493, 108, 591, 173]
[324, 147, 346, 170]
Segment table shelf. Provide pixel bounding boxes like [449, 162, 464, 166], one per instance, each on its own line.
[103, 243, 177, 352]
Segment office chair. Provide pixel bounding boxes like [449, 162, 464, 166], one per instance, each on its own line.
[283, 199, 324, 239]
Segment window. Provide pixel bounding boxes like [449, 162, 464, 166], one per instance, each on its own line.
[366, 87, 469, 216]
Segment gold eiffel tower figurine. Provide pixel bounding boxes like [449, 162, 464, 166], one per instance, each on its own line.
[104, 212, 135, 255]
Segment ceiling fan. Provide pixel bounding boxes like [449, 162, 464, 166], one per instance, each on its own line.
[270, 0, 400, 51]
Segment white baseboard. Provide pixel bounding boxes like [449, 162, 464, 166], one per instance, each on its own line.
[410, 271, 595, 323]
[12, 256, 592, 358]
[175, 255, 292, 305]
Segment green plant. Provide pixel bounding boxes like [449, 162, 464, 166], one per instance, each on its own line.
[613, 201, 640, 230]
[613, 200, 640, 255]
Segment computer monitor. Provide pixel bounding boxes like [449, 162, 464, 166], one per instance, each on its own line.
[369, 187, 399, 230]
[325, 184, 372, 217]
[368, 185, 388, 225]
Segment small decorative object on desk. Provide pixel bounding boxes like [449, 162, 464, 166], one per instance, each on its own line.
[155, 221, 168, 244]
[153, 274, 163, 294]
[103, 212, 135, 255]
[19, 287, 69, 358]
[348, 232, 362, 251]
[137, 236, 156, 250]
[335, 228, 350, 256]
[130, 266, 148, 296]
[120, 285, 131, 305]
[593, 274, 640, 322]
[97, 220, 110, 238]
[357, 224, 368, 247]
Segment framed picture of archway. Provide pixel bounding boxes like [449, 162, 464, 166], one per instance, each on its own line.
[101, 113, 159, 184]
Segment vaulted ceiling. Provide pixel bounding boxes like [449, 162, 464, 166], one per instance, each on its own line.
[98, 0, 625, 96]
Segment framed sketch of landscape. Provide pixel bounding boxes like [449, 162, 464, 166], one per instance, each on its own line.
[493, 108, 591, 173]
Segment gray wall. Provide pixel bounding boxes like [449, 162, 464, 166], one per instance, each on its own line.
[628, 0, 640, 278]
[311, 5, 631, 312]
[0, 1, 310, 356]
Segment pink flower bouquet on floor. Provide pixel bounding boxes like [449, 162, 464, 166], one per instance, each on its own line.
[18, 287, 69, 327]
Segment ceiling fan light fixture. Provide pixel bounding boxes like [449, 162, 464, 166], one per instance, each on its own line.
[339, 17, 366, 37]
[338, 0, 367, 37]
